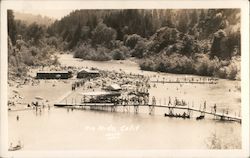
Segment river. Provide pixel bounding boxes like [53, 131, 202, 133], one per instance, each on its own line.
[8, 53, 241, 150]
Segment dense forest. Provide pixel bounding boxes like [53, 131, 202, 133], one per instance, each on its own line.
[8, 9, 241, 80]
[8, 10, 60, 79]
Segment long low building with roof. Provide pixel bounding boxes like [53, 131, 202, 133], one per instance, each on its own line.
[77, 68, 100, 78]
[36, 71, 72, 79]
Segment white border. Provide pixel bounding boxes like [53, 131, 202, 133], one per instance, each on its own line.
[0, 0, 249, 158]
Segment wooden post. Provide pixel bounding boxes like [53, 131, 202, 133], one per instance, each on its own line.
[168, 107, 174, 115]
[111, 104, 117, 112]
[187, 107, 191, 117]
[123, 104, 129, 113]
[134, 105, 139, 114]
[149, 104, 155, 115]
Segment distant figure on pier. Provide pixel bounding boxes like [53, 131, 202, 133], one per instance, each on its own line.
[144, 96, 149, 105]
[152, 96, 156, 105]
[214, 104, 217, 113]
[174, 97, 178, 106]
[182, 112, 186, 117]
[203, 101, 206, 111]
[138, 97, 143, 105]
[16, 115, 19, 121]
[181, 100, 186, 106]
[168, 97, 172, 105]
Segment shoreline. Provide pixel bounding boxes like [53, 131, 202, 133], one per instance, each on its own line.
[7, 52, 242, 151]
[7, 53, 241, 114]
[65, 53, 242, 82]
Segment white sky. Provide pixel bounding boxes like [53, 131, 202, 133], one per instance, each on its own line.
[14, 9, 74, 20]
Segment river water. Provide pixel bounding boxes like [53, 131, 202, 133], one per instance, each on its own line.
[8, 54, 241, 150]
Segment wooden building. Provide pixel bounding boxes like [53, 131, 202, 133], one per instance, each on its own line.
[80, 91, 121, 103]
[106, 84, 122, 91]
[77, 69, 100, 78]
[36, 71, 72, 79]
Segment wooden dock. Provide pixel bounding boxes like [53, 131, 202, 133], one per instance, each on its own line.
[150, 80, 218, 84]
[54, 102, 241, 123]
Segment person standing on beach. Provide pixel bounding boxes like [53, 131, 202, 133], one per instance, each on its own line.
[16, 115, 19, 121]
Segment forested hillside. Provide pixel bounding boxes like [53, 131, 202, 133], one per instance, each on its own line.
[8, 10, 60, 80]
[14, 12, 55, 27]
[8, 9, 241, 80]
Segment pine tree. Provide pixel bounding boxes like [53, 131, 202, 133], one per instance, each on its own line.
[177, 10, 189, 33]
[7, 10, 17, 45]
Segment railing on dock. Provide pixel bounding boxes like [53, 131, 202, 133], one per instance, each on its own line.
[150, 80, 218, 84]
[54, 101, 241, 123]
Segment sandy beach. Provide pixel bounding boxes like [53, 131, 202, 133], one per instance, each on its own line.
[8, 53, 241, 114]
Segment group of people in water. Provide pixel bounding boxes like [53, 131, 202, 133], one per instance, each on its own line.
[16, 101, 51, 121]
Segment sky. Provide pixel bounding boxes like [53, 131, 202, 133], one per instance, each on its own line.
[14, 9, 74, 20]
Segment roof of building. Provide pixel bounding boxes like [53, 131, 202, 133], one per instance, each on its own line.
[79, 68, 99, 74]
[79, 91, 120, 96]
[37, 71, 70, 74]
[107, 84, 122, 90]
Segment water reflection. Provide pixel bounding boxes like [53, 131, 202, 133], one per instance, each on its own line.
[8, 54, 241, 150]
[8, 107, 241, 150]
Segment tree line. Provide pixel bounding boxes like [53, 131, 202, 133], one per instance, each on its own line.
[7, 10, 60, 79]
[8, 9, 241, 80]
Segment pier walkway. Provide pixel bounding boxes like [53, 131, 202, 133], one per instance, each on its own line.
[150, 80, 218, 84]
[54, 102, 241, 123]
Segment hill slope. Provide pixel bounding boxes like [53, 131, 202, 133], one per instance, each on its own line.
[14, 11, 55, 27]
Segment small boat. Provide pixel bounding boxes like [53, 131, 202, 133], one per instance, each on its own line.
[8, 142, 23, 151]
[164, 113, 190, 119]
[8, 145, 22, 151]
[196, 115, 205, 120]
[164, 113, 174, 117]
[183, 115, 190, 119]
